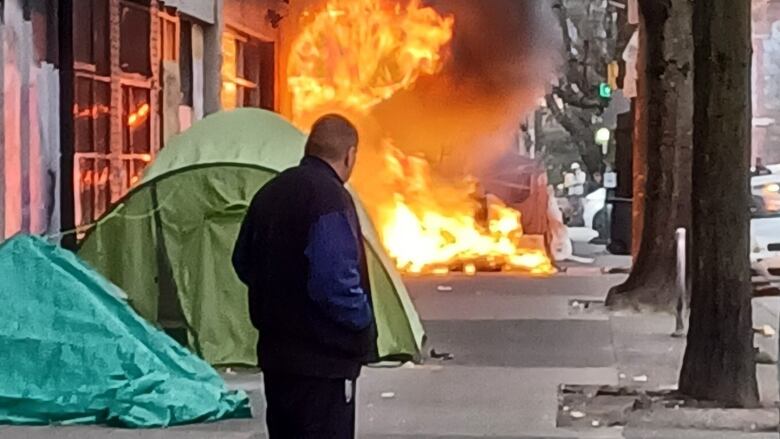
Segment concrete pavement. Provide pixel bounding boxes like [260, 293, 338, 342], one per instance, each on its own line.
[2, 272, 778, 438]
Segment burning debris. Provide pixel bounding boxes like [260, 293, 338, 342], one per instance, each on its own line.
[287, 0, 555, 275]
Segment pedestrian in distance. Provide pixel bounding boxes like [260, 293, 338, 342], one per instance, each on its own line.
[233, 114, 378, 438]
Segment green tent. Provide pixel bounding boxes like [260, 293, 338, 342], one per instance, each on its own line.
[79, 108, 424, 367]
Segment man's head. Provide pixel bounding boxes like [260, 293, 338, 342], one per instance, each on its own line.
[756, 157, 765, 167]
[305, 114, 360, 182]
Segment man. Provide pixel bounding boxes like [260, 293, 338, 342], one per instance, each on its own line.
[586, 171, 603, 195]
[232, 114, 377, 438]
[564, 162, 587, 197]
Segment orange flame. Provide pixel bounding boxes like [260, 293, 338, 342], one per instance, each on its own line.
[288, 0, 454, 118]
[289, 0, 554, 275]
[376, 142, 553, 274]
[127, 103, 150, 127]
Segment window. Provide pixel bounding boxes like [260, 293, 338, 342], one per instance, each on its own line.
[159, 9, 179, 62]
[73, 0, 109, 74]
[123, 86, 152, 154]
[73, 77, 112, 227]
[122, 85, 153, 188]
[119, 1, 152, 75]
[70, 0, 157, 228]
[179, 20, 194, 107]
[76, 157, 111, 229]
[221, 30, 275, 110]
[74, 76, 111, 154]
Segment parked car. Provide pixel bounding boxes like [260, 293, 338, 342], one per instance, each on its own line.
[752, 169, 780, 213]
[583, 188, 607, 231]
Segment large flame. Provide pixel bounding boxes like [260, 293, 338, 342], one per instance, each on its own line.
[288, 0, 554, 275]
[288, 0, 454, 118]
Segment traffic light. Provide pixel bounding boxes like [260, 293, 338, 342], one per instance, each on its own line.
[599, 82, 612, 99]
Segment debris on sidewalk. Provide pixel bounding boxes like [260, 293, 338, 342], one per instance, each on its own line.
[754, 350, 776, 365]
[568, 299, 606, 316]
[632, 374, 649, 383]
[381, 392, 396, 399]
[558, 384, 780, 432]
[605, 266, 632, 274]
[436, 285, 454, 292]
[430, 349, 455, 361]
[753, 324, 777, 337]
[570, 410, 586, 419]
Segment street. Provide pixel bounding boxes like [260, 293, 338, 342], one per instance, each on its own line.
[0, 0, 777, 437]
[3, 266, 777, 438]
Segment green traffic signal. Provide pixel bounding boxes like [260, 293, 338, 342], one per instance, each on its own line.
[599, 83, 612, 99]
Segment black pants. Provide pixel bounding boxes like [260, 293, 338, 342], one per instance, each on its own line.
[263, 373, 356, 439]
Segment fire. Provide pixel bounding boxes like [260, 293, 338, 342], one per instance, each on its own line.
[288, 0, 454, 118]
[288, 0, 554, 275]
[377, 143, 553, 274]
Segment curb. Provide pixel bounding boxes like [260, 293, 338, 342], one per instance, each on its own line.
[627, 408, 779, 432]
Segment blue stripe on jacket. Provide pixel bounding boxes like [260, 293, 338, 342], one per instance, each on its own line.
[304, 211, 372, 331]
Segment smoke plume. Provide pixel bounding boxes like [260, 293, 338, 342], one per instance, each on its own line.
[371, 0, 560, 177]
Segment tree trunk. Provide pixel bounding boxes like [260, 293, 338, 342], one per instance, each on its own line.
[678, 0, 758, 408]
[606, 0, 693, 311]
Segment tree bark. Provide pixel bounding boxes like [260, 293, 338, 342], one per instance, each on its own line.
[606, 0, 693, 311]
[678, 0, 758, 408]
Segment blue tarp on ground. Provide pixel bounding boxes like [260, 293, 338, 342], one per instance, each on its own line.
[0, 235, 251, 428]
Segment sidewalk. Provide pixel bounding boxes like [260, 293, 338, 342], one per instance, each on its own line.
[1, 273, 778, 438]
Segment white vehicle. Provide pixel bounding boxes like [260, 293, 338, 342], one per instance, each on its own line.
[752, 168, 780, 213]
[751, 169, 780, 294]
[566, 188, 608, 243]
[583, 188, 607, 231]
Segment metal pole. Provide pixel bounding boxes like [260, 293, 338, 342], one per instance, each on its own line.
[673, 228, 687, 337]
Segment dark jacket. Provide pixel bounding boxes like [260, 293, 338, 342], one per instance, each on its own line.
[232, 156, 378, 379]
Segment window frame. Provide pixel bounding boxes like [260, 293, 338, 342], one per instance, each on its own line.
[72, 0, 159, 227]
[221, 27, 275, 111]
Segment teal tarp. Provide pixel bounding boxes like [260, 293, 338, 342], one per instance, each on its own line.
[0, 235, 251, 427]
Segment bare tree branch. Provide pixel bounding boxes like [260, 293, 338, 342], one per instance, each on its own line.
[553, 85, 605, 109]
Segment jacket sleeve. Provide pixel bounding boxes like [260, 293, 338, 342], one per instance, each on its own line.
[304, 211, 372, 331]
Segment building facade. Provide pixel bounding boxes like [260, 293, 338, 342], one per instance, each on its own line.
[0, 0, 288, 245]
